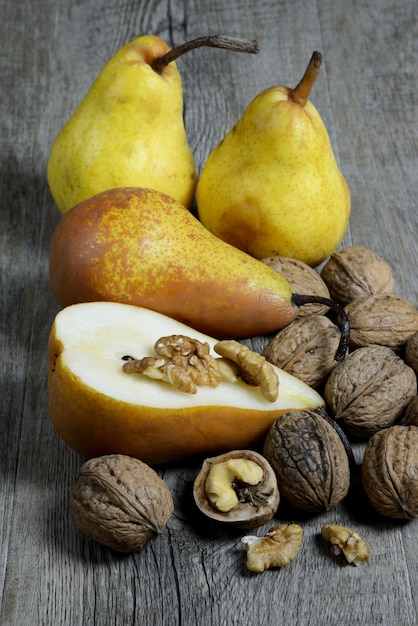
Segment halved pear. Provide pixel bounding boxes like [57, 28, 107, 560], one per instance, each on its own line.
[48, 302, 324, 464]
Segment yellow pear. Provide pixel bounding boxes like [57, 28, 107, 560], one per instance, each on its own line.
[48, 302, 325, 464]
[47, 34, 259, 214]
[197, 52, 351, 267]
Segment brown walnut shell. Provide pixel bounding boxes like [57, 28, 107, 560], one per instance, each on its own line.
[69, 454, 174, 552]
[320, 246, 395, 306]
[361, 425, 418, 519]
[263, 410, 350, 513]
[405, 331, 418, 375]
[262, 256, 331, 316]
[403, 396, 418, 427]
[344, 293, 418, 351]
[193, 449, 280, 530]
[263, 315, 341, 388]
[324, 346, 417, 438]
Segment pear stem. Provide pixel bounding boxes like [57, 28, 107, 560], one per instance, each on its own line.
[289, 51, 322, 107]
[291, 293, 350, 362]
[151, 34, 259, 74]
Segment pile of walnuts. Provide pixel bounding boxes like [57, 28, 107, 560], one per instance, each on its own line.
[263, 246, 418, 520]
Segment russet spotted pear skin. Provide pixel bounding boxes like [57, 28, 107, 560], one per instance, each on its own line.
[49, 187, 298, 339]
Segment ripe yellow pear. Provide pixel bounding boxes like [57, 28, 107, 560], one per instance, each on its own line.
[197, 52, 351, 267]
[48, 302, 325, 464]
[47, 34, 259, 214]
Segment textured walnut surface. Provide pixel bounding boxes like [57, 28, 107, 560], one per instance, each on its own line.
[361, 425, 418, 519]
[324, 346, 417, 438]
[263, 410, 350, 512]
[405, 331, 418, 375]
[320, 246, 395, 306]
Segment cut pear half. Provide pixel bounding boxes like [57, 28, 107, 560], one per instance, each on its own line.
[48, 302, 324, 464]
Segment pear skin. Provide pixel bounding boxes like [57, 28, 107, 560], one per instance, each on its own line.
[49, 187, 298, 339]
[47, 35, 196, 213]
[47, 302, 324, 464]
[196, 52, 351, 267]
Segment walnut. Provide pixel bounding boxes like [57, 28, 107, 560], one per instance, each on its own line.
[263, 410, 350, 512]
[344, 293, 418, 351]
[241, 524, 303, 572]
[122, 334, 223, 393]
[324, 346, 417, 438]
[262, 256, 331, 316]
[403, 396, 418, 426]
[262, 315, 341, 388]
[320, 246, 395, 306]
[321, 524, 370, 566]
[405, 331, 418, 375]
[361, 425, 418, 519]
[69, 454, 174, 552]
[214, 339, 279, 402]
[193, 450, 280, 530]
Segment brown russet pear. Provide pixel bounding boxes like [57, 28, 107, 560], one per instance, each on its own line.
[48, 302, 325, 464]
[196, 52, 351, 267]
[47, 35, 258, 214]
[49, 187, 350, 351]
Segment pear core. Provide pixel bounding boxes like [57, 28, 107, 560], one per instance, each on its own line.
[48, 302, 324, 464]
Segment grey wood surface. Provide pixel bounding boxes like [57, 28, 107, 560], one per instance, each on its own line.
[1, 0, 418, 624]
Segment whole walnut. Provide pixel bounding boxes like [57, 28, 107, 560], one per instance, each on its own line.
[262, 256, 331, 316]
[403, 396, 418, 427]
[263, 315, 341, 388]
[344, 293, 418, 351]
[320, 246, 395, 306]
[69, 454, 174, 552]
[324, 346, 417, 438]
[405, 331, 418, 375]
[263, 410, 350, 512]
[361, 425, 418, 519]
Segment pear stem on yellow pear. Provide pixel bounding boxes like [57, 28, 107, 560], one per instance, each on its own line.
[289, 51, 322, 107]
[151, 35, 259, 74]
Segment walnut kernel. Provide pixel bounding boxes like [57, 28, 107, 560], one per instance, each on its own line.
[321, 524, 370, 566]
[241, 524, 303, 572]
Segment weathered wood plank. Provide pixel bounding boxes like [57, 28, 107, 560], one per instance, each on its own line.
[1, 0, 418, 624]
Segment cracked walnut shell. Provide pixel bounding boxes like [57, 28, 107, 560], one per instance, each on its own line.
[320, 246, 395, 306]
[262, 256, 331, 316]
[263, 315, 341, 388]
[324, 346, 417, 438]
[263, 410, 350, 512]
[361, 425, 418, 519]
[69, 454, 174, 552]
[344, 293, 418, 351]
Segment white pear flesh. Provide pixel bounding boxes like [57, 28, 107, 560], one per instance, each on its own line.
[48, 302, 324, 464]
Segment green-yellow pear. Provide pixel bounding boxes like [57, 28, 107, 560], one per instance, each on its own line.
[47, 34, 259, 214]
[196, 51, 351, 267]
[48, 301, 325, 464]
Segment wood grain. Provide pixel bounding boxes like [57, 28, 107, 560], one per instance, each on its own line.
[1, 0, 418, 624]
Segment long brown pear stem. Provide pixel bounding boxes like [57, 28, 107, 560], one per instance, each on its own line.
[291, 293, 350, 362]
[289, 51, 322, 107]
[152, 35, 259, 74]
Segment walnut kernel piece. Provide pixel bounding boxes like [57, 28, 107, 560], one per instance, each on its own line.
[361, 425, 418, 519]
[193, 450, 280, 530]
[345, 293, 418, 351]
[324, 346, 417, 438]
[263, 410, 350, 512]
[214, 340, 279, 402]
[263, 315, 341, 388]
[69, 454, 174, 552]
[122, 334, 223, 393]
[321, 524, 370, 566]
[242, 524, 303, 572]
[262, 256, 331, 316]
[405, 331, 418, 375]
[320, 246, 395, 306]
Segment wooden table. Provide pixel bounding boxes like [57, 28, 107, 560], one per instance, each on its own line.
[2, 0, 418, 624]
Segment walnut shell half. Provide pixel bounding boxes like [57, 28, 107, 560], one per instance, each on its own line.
[320, 246, 395, 306]
[324, 346, 417, 438]
[361, 425, 418, 519]
[263, 410, 350, 512]
[69, 454, 174, 552]
[193, 450, 280, 530]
